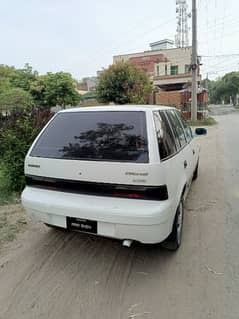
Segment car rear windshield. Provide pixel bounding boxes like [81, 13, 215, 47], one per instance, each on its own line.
[30, 111, 149, 163]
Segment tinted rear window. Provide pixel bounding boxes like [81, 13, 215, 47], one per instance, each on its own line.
[30, 111, 149, 163]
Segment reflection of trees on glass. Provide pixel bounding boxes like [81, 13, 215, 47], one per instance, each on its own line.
[60, 122, 148, 162]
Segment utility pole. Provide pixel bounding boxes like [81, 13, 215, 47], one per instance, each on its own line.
[191, 0, 198, 121]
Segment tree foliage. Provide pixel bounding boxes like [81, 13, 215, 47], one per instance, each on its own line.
[96, 62, 153, 105]
[0, 64, 81, 111]
[204, 72, 239, 105]
[0, 88, 33, 112]
[0, 107, 53, 191]
[30, 72, 81, 109]
[9, 63, 38, 92]
[44, 72, 81, 108]
[0, 65, 15, 94]
[0, 63, 82, 193]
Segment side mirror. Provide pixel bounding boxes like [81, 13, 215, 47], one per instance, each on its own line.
[195, 128, 207, 136]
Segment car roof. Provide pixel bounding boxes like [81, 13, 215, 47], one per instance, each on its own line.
[59, 105, 176, 113]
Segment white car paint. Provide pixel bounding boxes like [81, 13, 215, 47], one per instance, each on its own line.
[21, 105, 200, 244]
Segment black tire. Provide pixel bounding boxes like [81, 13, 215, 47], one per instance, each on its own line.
[161, 200, 184, 251]
[193, 161, 199, 181]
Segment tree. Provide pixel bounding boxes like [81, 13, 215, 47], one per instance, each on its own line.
[9, 63, 38, 92]
[221, 72, 239, 105]
[96, 62, 153, 105]
[0, 65, 16, 94]
[0, 107, 53, 191]
[0, 88, 33, 112]
[29, 75, 47, 107]
[204, 72, 239, 105]
[0, 64, 82, 110]
[30, 72, 81, 109]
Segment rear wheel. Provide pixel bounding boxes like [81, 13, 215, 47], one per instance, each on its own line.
[161, 200, 184, 251]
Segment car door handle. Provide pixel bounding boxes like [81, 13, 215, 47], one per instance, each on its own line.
[184, 160, 188, 169]
[193, 149, 195, 155]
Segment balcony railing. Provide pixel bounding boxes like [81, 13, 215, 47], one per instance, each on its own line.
[153, 72, 192, 80]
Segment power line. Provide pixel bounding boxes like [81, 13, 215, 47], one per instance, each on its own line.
[219, 0, 226, 54]
[213, 0, 217, 56]
[199, 16, 239, 33]
[201, 57, 239, 74]
[201, 54, 239, 58]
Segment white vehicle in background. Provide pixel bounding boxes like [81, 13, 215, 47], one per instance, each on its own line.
[21, 105, 207, 250]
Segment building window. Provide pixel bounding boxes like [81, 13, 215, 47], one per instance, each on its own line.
[165, 64, 168, 75]
[170, 65, 178, 75]
[185, 64, 191, 73]
[156, 65, 160, 76]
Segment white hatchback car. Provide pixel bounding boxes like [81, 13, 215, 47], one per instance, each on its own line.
[21, 105, 207, 250]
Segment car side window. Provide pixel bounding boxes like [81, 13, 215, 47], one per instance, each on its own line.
[153, 111, 177, 160]
[175, 110, 193, 142]
[166, 110, 187, 149]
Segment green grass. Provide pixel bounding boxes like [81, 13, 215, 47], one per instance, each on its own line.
[187, 117, 217, 127]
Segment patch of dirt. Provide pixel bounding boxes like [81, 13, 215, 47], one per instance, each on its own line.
[0, 204, 27, 248]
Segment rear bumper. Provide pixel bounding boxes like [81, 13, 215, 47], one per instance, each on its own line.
[21, 186, 176, 244]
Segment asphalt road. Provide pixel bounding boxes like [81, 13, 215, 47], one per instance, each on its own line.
[0, 108, 238, 319]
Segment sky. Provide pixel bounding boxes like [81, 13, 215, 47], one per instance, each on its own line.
[0, 0, 239, 80]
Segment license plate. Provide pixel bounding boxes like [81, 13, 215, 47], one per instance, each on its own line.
[67, 217, 97, 234]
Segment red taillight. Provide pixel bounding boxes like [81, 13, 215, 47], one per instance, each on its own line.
[26, 175, 168, 201]
[126, 193, 144, 199]
[39, 184, 58, 191]
[112, 192, 144, 199]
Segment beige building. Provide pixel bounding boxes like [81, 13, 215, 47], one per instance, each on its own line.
[113, 41, 201, 91]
